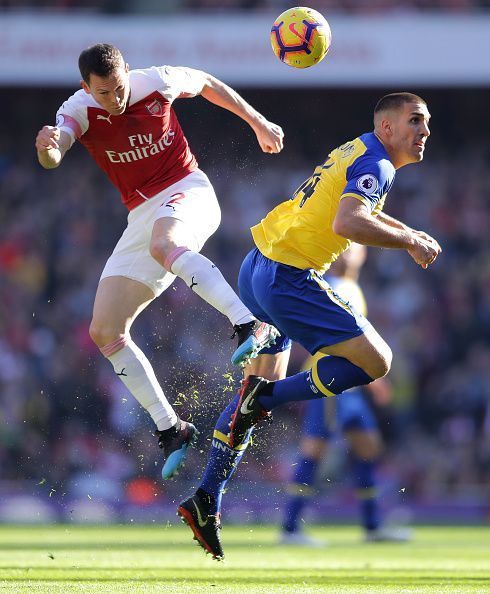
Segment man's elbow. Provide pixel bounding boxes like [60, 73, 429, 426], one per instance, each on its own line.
[199, 72, 218, 95]
[38, 158, 60, 170]
[37, 149, 63, 169]
[40, 161, 60, 170]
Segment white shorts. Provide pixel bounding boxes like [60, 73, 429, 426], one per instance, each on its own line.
[100, 169, 221, 296]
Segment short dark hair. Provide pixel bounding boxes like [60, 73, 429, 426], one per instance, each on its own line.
[374, 92, 426, 114]
[78, 44, 124, 84]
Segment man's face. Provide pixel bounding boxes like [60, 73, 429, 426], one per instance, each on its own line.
[389, 101, 431, 166]
[82, 63, 130, 116]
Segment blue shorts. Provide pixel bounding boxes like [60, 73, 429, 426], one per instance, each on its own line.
[238, 248, 371, 355]
[302, 387, 377, 439]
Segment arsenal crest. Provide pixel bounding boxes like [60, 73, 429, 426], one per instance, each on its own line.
[146, 99, 163, 116]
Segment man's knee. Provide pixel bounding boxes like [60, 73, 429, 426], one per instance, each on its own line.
[150, 217, 194, 270]
[347, 430, 383, 460]
[322, 331, 392, 381]
[373, 345, 393, 379]
[149, 236, 171, 267]
[300, 436, 327, 460]
[89, 318, 123, 349]
[360, 336, 392, 379]
[150, 237, 192, 273]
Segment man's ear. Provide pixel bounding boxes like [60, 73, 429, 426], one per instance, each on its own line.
[81, 80, 90, 94]
[380, 117, 393, 137]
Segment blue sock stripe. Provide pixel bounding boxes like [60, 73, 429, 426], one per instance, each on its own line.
[311, 359, 335, 396]
[212, 429, 249, 451]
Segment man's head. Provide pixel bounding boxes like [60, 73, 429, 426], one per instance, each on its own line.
[79, 44, 130, 116]
[374, 92, 431, 169]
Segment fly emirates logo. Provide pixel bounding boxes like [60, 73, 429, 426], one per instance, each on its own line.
[105, 130, 175, 164]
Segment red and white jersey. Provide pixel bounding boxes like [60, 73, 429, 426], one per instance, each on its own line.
[56, 66, 204, 211]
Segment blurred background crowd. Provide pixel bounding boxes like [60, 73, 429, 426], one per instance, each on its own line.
[3, 0, 490, 13]
[0, 3, 489, 527]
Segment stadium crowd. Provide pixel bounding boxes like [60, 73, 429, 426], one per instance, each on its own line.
[2, 0, 489, 13]
[0, 87, 489, 522]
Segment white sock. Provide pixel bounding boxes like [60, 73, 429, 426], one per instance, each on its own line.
[170, 250, 254, 326]
[106, 340, 177, 430]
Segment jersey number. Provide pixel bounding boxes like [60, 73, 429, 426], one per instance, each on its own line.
[292, 160, 332, 207]
[296, 175, 320, 207]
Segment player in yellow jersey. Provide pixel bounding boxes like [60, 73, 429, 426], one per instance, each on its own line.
[178, 92, 440, 560]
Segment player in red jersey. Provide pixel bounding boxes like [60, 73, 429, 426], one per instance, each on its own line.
[35, 44, 283, 479]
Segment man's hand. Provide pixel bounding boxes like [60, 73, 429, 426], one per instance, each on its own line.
[36, 126, 68, 169]
[407, 230, 442, 268]
[36, 125, 61, 151]
[253, 119, 284, 154]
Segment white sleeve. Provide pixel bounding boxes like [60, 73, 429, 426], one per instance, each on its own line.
[55, 91, 89, 145]
[154, 65, 206, 102]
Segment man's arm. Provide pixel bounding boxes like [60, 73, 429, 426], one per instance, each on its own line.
[197, 72, 284, 154]
[334, 197, 416, 248]
[333, 196, 441, 268]
[376, 209, 441, 252]
[375, 210, 413, 232]
[35, 126, 72, 169]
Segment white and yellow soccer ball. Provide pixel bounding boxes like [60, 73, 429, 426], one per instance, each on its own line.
[270, 6, 331, 69]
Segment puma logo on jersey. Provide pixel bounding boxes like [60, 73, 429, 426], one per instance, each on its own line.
[97, 114, 112, 124]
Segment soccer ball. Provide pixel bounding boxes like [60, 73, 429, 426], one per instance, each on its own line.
[270, 7, 331, 69]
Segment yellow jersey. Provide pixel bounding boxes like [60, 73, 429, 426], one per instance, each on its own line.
[251, 132, 396, 274]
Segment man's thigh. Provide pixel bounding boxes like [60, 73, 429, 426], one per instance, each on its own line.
[101, 199, 176, 297]
[101, 170, 219, 297]
[320, 326, 391, 376]
[153, 169, 221, 252]
[92, 276, 155, 337]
